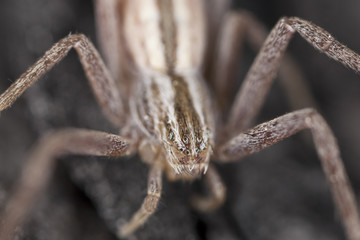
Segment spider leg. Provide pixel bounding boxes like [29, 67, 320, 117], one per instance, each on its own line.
[217, 108, 360, 240]
[0, 34, 125, 127]
[211, 11, 318, 119]
[0, 128, 131, 240]
[191, 164, 226, 212]
[118, 156, 163, 238]
[224, 16, 360, 136]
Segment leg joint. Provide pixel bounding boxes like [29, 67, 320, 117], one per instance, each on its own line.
[143, 194, 160, 213]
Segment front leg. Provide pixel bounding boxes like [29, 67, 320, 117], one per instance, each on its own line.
[0, 128, 131, 240]
[225, 17, 360, 135]
[217, 108, 360, 240]
[0, 34, 125, 127]
[211, 11, 317, 118]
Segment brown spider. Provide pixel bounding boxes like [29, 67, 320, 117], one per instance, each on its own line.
[1, 0, 360, 239]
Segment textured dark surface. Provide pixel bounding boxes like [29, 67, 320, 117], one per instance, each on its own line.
[1, 0, 360, 240]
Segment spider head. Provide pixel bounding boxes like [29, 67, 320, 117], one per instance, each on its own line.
[162, 127, 212, 176]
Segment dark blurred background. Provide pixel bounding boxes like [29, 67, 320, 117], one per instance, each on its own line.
[0, 0, 360, 239]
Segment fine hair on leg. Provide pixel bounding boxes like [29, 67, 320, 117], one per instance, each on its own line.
[0, 34, 125, 127]
[225, 17, 360, 136]
[218, 108, 360, 240]
[0, 129, 131, 240]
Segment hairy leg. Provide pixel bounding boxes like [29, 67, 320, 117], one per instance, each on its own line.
[217, 108, 360, 240]
[225, 17, 360, 136]
[191, 164, 226, 212]
[211, 11, 318, 119]
[0, 34, 125, 127]
[118, 157, 163, 237]
[0, 129, 131, 240]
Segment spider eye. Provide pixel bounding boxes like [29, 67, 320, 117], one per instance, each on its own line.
[168, 132, 174, 140]
[196, 137, 202, 143]
[185, 150, 190, 155]
[183, 137, 189, 144]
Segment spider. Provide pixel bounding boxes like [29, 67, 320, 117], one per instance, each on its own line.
[1, 0, 360, 239]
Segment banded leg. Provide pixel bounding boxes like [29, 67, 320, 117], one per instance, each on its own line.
[217, 108, 360, 240]
[212, 11, 317, 116]
[225, 17, 360, 135]
[118, 157, 163, 237]
[0, 129, 131, 240]
[0, 34, 125, 127]
[191, 164, 226, 212]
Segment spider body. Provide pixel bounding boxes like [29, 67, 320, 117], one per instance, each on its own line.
[1, 0, 360, 240]
[122, 0, 214, 177]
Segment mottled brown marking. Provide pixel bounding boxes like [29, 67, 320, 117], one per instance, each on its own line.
[135, 80, 162, 136]
[171, 74, 202, 150]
